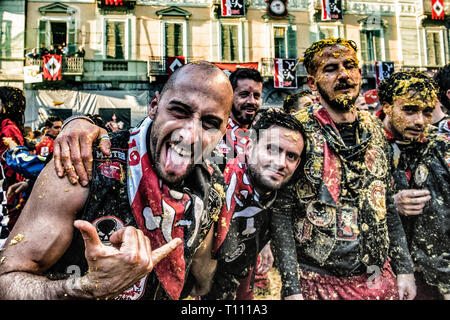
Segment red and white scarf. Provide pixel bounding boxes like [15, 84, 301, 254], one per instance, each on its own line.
[127, 117, 192, 300]
[212, 157, 254, 254]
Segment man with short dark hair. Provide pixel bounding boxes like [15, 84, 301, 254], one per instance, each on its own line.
[378, 70, 450, 300]
[202, 109, 305, 300]
[215, 68, 264, 166]
[35, 116, 62, 157]
[271, 37, 416, 300]
[0, 62, 234, 300]
[432, 64, 450, 134]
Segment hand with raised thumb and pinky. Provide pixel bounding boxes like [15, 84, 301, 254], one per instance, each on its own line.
[73, 220, 182, 299]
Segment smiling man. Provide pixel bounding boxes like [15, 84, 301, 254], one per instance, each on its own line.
[35, 116, 63, 158]
[0, 62, 234, 300]
[270, 38, 416, 300]
[378, 71, 450, 300]
[215, 68, 263, 167]
[202, 109, 304, 300]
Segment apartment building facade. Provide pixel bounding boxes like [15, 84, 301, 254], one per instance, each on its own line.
[0, 0, 448, 128]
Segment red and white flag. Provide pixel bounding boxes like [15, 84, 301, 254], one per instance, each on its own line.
[167, 56, 185, 76]
[274, 58, 297, 89]
[43, 54, 62, 81]
[221, 0, 245, 17]
[375, 61, 395, 87]
[432, 0, 445, 20]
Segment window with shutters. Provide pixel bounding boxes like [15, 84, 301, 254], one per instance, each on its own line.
[164, 22, 185, 57]
[274, 26, 287, 58]
[221, 23, 240, 61]
[38, 19, 77, 55]
[360, 30, 383, 62]
[0, 20, 11, 57]
[104, 19, 127, 60]
[319, 27, 338, 40]
[273, 25, 297, 59]
[426, 30, 444, 66]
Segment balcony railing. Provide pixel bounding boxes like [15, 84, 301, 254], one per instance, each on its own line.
[147, 57, 168, 76]
[260, 58, 308, 78]
[147, 56, 200, 76]
[25, 57, 84, 75]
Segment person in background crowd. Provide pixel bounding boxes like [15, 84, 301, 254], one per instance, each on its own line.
[282, 90, 315, 114]
[270, 37, 416, 300]
[26, 48, 40, 59]
[23, 126, 34, 141]
[355, 94, 369, 111]
[35, 116, 62, 158]
[212, 67, 274, 298]
[0, 87, 26, 249]
[76, 46, 85, 58]
[33, 129, 43, 143]
[202, 109, 305, 300]
[378, 70, 450, 300]
[432, 63, 450, 134]
[48, 45, 56, 55]
[62, 42, 68, 56]
[39, 43, 48, 57]
[55, 45, 63, 56]
[0, 62, 233, 300]
[214, 68, 264, 168]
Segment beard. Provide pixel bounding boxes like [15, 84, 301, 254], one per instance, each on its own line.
[247, 162, 287, 194]
[317, 82, 359, 112]
[231, 104, 256, 126]
[388, 117, 425, 143]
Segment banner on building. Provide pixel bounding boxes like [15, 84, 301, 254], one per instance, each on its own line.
[221, 0, 246, 17]
[321, 0, 343, 21]
[24, 66, 43, 84]
[24, 89, 149, 131]
[375, 61, 395, 86]
[432, 0, 445, 20]
[214, 62, 259, 77]
[167, 56, 185, 76]
[267, 0, 288, 19]
[43, 54, 62, 81]
[273, 58, 297, 89]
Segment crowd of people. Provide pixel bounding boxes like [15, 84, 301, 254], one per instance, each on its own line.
[0, 36, 448, 301]
[26, 42, 85, 60]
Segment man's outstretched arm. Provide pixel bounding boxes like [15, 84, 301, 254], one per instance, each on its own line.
[0, 160, 181, 300]
[0, 160, 90, 299]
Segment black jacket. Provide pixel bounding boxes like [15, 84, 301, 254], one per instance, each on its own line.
[270, 105, 413, 298]
[391, 129, 450, 295]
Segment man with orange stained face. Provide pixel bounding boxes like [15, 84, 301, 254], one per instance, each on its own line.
[0, 62, 233, 300]
[378, 71, 450, 300]
[270, 38, 416, 300]
[283, 90, 315, 114]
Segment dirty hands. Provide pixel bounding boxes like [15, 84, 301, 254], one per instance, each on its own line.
[53, 119, 111, 186]
[73, 220, 181, 299]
